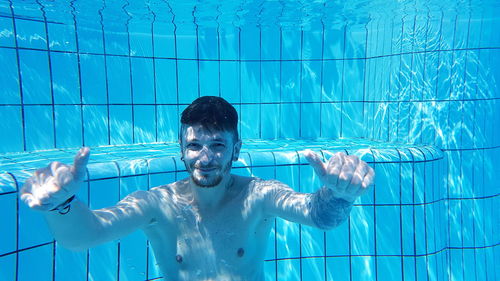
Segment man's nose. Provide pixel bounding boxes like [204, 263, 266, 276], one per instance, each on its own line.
[198, 146, 214, 164]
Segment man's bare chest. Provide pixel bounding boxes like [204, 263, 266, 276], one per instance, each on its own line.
[148, 200, 273, 274]
[173, 202, 263, 257]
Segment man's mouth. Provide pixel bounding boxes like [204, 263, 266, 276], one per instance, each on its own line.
[195, 166, 217, 172]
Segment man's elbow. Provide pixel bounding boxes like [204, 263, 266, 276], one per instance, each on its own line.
[54, 233, 103, 251]
[56, 239, 91, 251]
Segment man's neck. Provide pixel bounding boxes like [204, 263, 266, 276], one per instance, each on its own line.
[189, 175, 234, 211]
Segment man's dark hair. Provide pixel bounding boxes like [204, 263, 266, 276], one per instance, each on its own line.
[180, 96, 239, 141]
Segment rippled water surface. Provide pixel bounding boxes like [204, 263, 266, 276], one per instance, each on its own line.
[3, 0, 500, 28]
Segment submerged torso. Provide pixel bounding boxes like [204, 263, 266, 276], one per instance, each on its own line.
[142, 175, 274, 281]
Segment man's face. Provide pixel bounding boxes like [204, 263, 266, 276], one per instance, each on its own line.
[180, 124, 241, 188]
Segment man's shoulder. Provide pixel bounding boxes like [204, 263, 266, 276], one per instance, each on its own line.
[149, 178, 189, 197]
[232, 174, 256, 185]
[245, 177, 291, 194]
[233, 175, 283, 190]
[252, 177, 287, 187]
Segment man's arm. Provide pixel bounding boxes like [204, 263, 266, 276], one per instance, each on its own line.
[43, 190, 155, 250]
[21, 147, 156, 251]
[259, 180, 352, 230]
[261, 150, 374, 230]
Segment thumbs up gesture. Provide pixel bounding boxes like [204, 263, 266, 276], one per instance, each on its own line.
[304, 150, 375, 203]
[21, 147, 90, 211]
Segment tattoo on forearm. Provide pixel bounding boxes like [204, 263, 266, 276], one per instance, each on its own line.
[309, 187, 353, 230]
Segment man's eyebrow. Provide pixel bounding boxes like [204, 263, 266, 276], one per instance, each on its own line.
[185, 137, 226, 142]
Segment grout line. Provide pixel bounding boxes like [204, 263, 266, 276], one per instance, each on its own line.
[150, 8, 158, 143]
[1, 44, 499, 61]
[36, 0, 57, 150]
[125, 2, 134, 146]
[98, 1, 111, 147]
[262, 241, 500, 262]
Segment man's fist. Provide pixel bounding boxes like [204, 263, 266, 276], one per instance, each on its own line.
[21, 147, 90, 211]
[304, 150, 375, 202]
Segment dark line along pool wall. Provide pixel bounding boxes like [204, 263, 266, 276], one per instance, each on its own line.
[0, 1, 499, 281]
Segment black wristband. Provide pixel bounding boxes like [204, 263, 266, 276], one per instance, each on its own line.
[50, 195, 76, 215]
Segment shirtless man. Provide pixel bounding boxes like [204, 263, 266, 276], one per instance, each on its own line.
[21, 96, 375, 281]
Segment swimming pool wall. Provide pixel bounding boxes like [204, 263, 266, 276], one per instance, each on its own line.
[0, 1, 499, 280]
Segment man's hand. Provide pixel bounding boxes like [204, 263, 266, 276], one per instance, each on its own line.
[304, 150, 375, 203]
[21, 147, 90, 211]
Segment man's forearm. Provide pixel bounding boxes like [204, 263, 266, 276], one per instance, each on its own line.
[309, 187, 353, 230]
[44, 199, 105, 251]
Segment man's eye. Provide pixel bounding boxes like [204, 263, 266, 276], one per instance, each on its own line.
[187, 143, 201, 150]
[212, 143, 226, 150]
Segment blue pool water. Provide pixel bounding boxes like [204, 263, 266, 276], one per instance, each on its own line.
[0, 0, 499, 280]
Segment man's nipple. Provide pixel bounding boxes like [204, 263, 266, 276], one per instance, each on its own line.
[237, 248, 244, 257]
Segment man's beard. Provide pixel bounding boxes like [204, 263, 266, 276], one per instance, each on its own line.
[185, 152, 234, 188]
[190, 162, 232, 188]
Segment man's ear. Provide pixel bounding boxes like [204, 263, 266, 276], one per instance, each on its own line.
[233, 140, 242, 161]
[178, 137, 185, 160]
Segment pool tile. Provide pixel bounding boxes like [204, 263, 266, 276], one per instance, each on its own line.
[152, 22, 175, 58]
[48, 22, 76, 52]
[277, 259, 301, 280]
[18, 244, 53, 281]
[87, 161, 118, 180]
[104, 28, 128, 56]
[219, 27, 239, 60]
[0, 48, 20, 105]
[129, 21, 152, 57]
[131, 57, 155, 104]
[19, 49, 51, 104]
[80, 54, 107, 104]
[55, 245, 87, 281]
[240, 26, 260, 60]
[15, 19, 46, 50]
[0, 106, 23, 153]
[326, 256, 350, 281]
[220, 61, 240, 103]
[261, 26, 280, 60]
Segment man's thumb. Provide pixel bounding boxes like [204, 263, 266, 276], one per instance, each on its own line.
[303, 149, 327, 178]
[72, 147, 90, 180]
